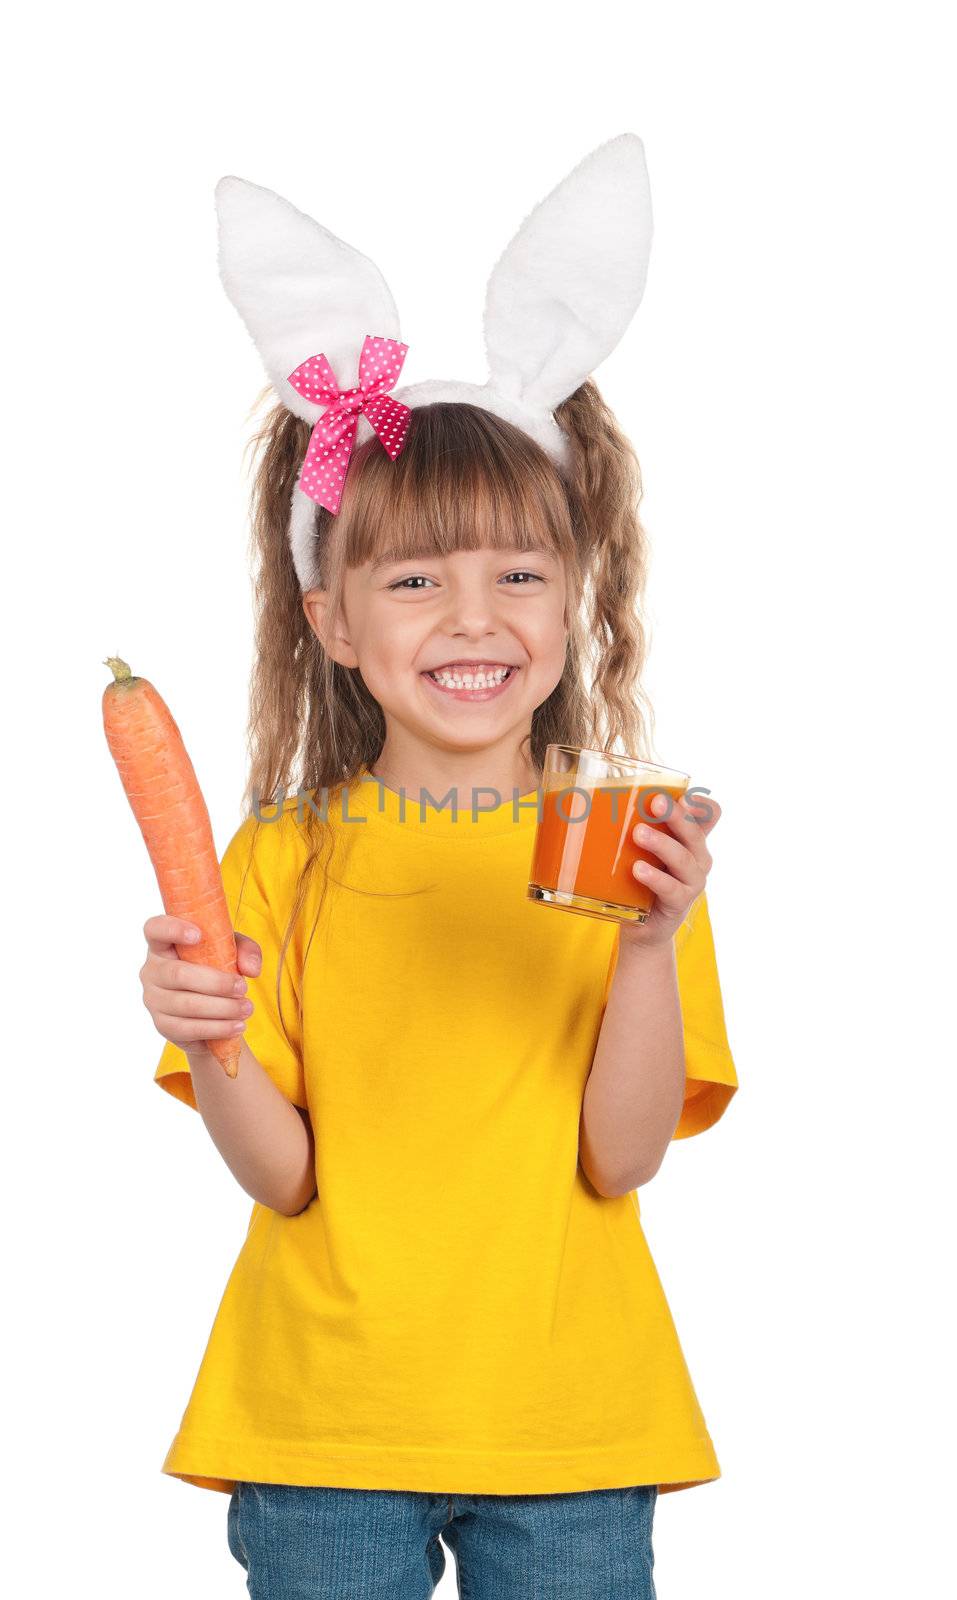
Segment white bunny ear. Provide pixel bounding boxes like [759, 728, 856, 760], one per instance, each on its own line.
[483, 133, 653, 411]
[214, 176, 403, 421]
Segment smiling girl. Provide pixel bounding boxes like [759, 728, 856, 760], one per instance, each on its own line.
[142, 144, 739, 1599]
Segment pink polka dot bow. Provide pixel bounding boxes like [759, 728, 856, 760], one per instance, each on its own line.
[287, 335, 412, 515]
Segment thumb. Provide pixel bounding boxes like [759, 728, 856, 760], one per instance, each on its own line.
[698, 796, 722, 836]
[683, 792, 722, 834]
[234, 932, 263, 975]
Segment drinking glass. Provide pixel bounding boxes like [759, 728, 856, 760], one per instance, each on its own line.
[527, 745, 690, 925]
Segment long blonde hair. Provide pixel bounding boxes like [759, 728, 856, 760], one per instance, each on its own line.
[235, 383, 659, 1042]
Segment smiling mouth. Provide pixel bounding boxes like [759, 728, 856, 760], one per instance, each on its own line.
[421, 665, 519, 700]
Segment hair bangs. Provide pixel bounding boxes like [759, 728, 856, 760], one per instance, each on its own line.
[336, 404, 573, 575]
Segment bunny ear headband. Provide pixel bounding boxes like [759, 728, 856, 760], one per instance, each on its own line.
[215, 131, 653, 592]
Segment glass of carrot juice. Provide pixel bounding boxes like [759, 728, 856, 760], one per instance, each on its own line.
[527, 745, 690, 925]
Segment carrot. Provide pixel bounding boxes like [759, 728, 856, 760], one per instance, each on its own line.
[102, 655, 242, 1079]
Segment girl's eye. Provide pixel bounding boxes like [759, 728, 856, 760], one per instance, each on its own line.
[387, 572, 545, 591]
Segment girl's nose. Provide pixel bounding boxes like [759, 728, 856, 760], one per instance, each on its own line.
[443, 591, 502, 633]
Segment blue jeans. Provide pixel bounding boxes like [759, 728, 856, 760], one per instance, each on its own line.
[227, 1481, 658, 1598]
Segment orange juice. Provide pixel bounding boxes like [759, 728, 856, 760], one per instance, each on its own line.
[528, 775, 689, 924]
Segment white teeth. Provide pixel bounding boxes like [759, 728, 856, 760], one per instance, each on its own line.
[428, 665, 512, 689]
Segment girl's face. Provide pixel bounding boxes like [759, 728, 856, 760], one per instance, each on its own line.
[304, 544, 568, 769]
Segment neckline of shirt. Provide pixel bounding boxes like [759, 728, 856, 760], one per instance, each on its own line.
[331, 766, 543, 836]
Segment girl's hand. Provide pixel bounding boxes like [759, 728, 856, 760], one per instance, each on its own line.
[618, 791, 722, 953]
[140, 915, 263, 1060]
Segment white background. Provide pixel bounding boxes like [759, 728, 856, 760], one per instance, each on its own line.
[3, 2, 954, 1595]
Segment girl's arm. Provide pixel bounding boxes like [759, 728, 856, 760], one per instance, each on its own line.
[578, 942, 685, 1197]
[579, 789, 722, 1196]
[144, 907, 316, 1217]
[186, 1040, 317, 1216]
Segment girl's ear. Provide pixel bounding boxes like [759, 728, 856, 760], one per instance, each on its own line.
[214, 175, 402, 423]
[302, 587, 330, 648]
[303, 588, 359, 668]
[483, 133, 653, 414]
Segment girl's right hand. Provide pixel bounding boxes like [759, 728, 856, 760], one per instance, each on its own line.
[140, 915, 262, 1059]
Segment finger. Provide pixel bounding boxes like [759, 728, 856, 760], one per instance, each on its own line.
[153, 1011, 249, 1046]
[631, 858, 690, 907]
[674, 790, 722, 836]
[646, 792, 717, 862]
[632, 822, 704, 889]
[145, 981, 254, 1023]
[235, 932, 263, 975]
[143, 914, 203, 957]
[154, 956, 251, 999]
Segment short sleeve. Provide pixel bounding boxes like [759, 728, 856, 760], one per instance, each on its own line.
[671, 889, 738, 1138]
[152, 811, 308, 1112]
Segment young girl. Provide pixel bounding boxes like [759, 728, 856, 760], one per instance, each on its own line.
[143, 136, 738, 1599]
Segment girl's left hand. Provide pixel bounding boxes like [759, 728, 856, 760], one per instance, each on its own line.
[618, 790, 722, 953]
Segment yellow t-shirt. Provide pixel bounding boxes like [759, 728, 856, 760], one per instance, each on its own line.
[153, 768, 739, 1498]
